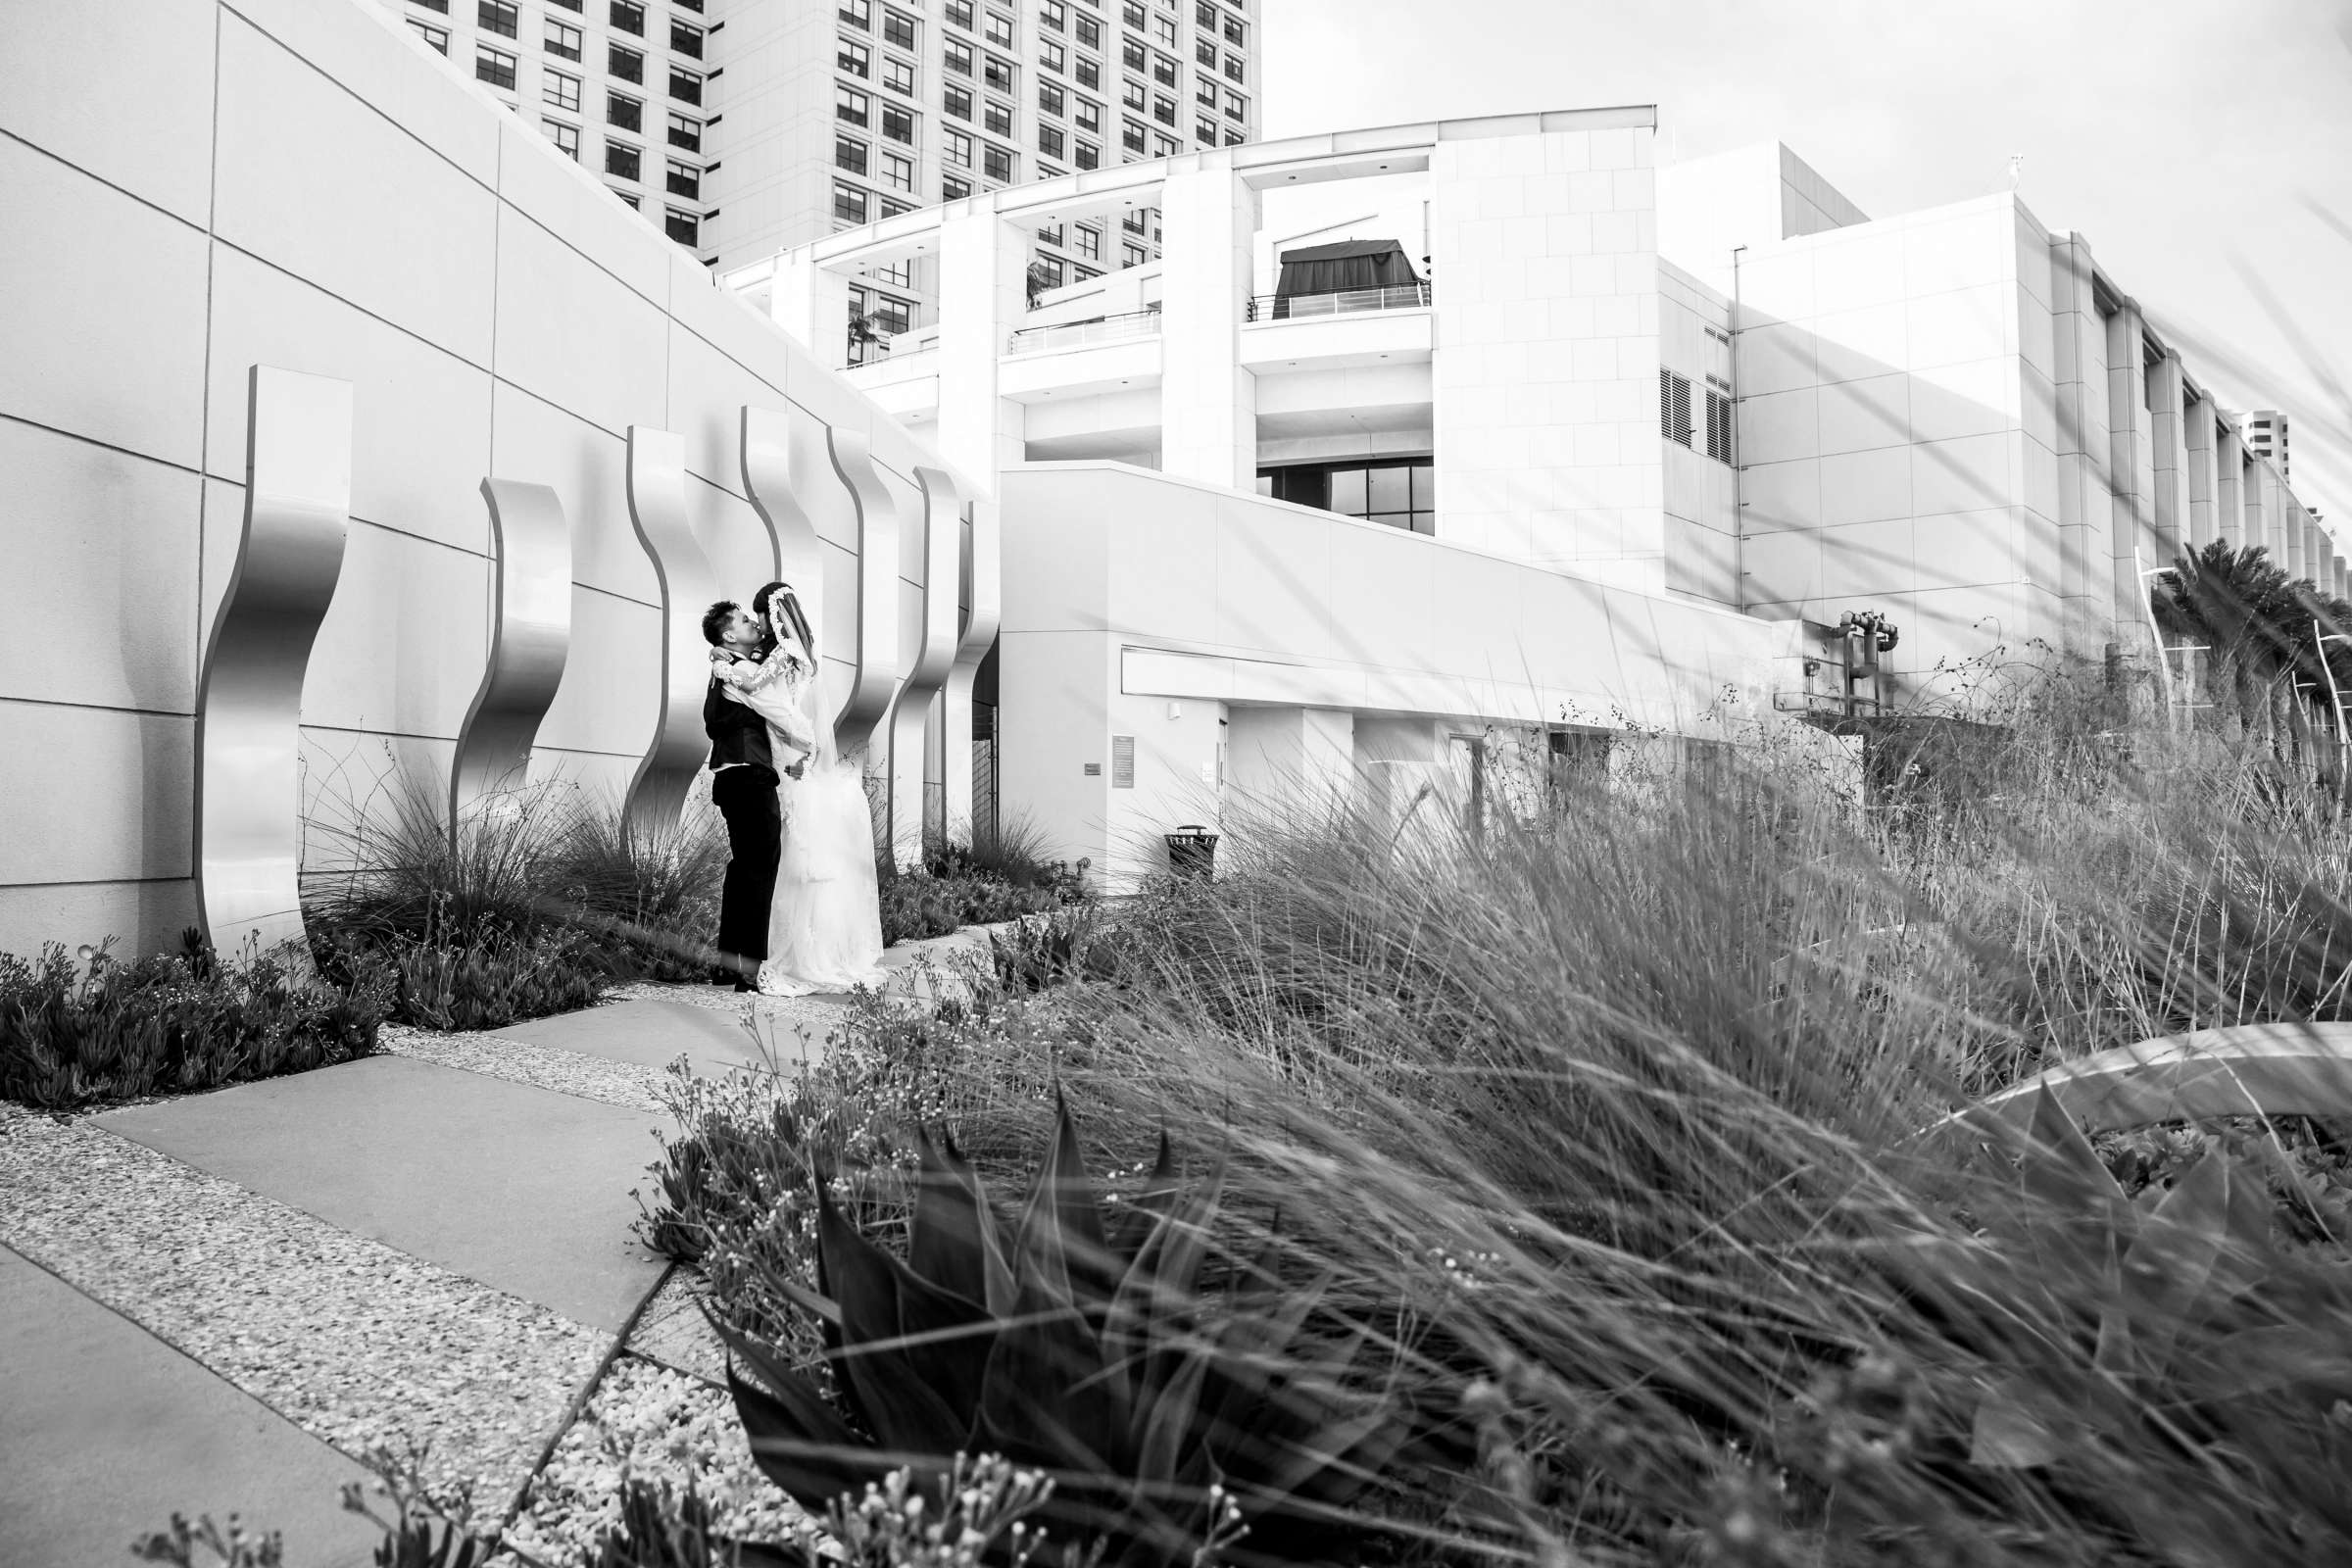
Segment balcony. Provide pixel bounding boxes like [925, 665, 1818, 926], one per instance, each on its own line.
[1005, 307, 1161, 355]
[1245, 282, 1432, 321]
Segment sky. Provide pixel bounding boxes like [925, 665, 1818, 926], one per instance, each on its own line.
[1255, 0, 2352, 523]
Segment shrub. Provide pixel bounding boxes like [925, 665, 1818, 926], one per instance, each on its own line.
[718, 1102, 1402, 1568]
[0, 934, 384, 1110]
[539, 800, 731, 983]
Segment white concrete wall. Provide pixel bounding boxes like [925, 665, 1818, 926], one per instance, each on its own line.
[1658, 261, 1739, 606]
[997, 461, 1800, 889]
[0, 0, 960, 956]
[1428, 115, 1665, 586]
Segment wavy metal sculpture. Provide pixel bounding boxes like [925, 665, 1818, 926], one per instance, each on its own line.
[1965, 1023, 2352, 1135]
[943, 493, 1004, 837]
[449, 478, 572, 828]
[195, 366, 353, 964]
[622, 425, 721, 834]
[882, 464, 967, 865]
[739, 405, 813, 590]
[824, 426, 905, 761]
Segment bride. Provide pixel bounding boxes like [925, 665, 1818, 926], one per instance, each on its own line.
[709, 581, 888, 997]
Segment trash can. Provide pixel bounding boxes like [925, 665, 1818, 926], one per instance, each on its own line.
[1164, 825, 1217, 879]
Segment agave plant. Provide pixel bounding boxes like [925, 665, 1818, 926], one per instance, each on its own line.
[714, 1102, 1401, 1567]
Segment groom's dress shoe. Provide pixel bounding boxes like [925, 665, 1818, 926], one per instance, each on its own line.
[733, 980, 759, 994]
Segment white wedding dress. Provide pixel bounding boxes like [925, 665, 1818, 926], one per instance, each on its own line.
[712, 639, 889, 997]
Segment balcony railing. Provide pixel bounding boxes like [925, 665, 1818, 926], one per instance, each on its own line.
[1005, 307, 1162, 355]
[1245, 282, 1433, 322]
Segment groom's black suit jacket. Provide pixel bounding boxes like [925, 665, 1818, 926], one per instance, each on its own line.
[704, 649, 775, 772]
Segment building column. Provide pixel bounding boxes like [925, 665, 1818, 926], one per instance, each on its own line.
[765, 249, 854, 362]
[2215, 425, 2246, 547]
[2183, 388, 2216, 550]
[2149, 350, 2188, 564]
[2047, 235, 2110, 654]
[2104, 299, 2155, 644]
[1157, 159, 1259, 488]
[934, 208, 1025, 846]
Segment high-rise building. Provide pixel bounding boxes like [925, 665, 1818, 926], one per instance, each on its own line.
[375, 0, 1263, 361]
[2232, 408, 2290, 482]
[375, 0, 722, 261]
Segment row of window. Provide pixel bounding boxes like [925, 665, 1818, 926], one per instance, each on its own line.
[459, 0, 703, 55]
[467, 43, 704, 106]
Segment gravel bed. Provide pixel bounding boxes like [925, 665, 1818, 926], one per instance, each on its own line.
[0, 1102, 608, 1506]
[376, 1020, 672, 1112]
[501, 1353, 811, 1565]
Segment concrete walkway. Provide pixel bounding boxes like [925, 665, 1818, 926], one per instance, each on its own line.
[0, 922, 999, 1567]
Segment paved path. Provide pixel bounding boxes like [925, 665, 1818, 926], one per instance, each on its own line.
[0, 922, 998, 1568]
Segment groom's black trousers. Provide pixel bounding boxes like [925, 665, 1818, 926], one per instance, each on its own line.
[711, 763, 781, 975]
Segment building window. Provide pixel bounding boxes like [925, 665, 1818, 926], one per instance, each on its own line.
[945, 85, 972, 120]
[1034, 256, 1066, 289]
[1260, 460, 1435, 534]
[1123, 207, 1147, 234]
[608, 91, 642, 131]
[1074, 264, 1100, 281]
[1074, 96, 1102, 131]
[1038, 220, 1065, 244]
[667, 160, 700, 198]
[477, 0, 517, 38]
[1121, 78, 1146, 109]
[945, 0, 973, 26]
[610, 0, 644, 35]
[610, 44, 643, 83]
[1042, 40, 1066, 71]
[882, 57, 915, 94]
[413, 0, 449, 12]
[543, 119, 580, 158]
[409, 21, 450, 54]
[1074, 139, 1099, 169]
[665, 208, 699, 245]
[545, 19, 582, 59]
[1195, 75, 1216, 105]
[943, 173, 972, 199]
[1155, 132, 1177, 156]
[984, 99, 1012, 136]
[1705, 389, 1734, 464]
[881, 150, 913, 190]
[1154, 16, 1177, 46]
[616, 192, 639, 209]
[882, 103, 915, 143]
[1152, 93, 1175, 125]
[983, 142, 1015, 181]
[985, 10, 1015, 46]
[1225, 92, 1245, 121]
[1040, 81, 1065, 116]
[1075, 13, 1102, 48]
[1039, 124, 1065, 158]
[837, 86, 870, 125]
[1043, 0, 1067, 28]
[834, 181, 869, 222]
[835, 134, 868, 173]
[1196, 37, 1215, 66]
[606, 139, 641, 179]
[1194, 0, 1213, 23]
[839, 38, 869, 74]
[543, 70, 581, 111]
[1120, 119, 1146, 153]
[667, 111, 702, 150]
[872, 258, 913, 286]
[945, 128, 973, 167]
[1152, 52, 1177, 85]
[1121, 241, 1147, 267]
[546, 0, 579, 10]
[1223, 126, 1243, 145]
[474, 44, 516, 89]
[946, 38, 973, 74]
[1122, 0, 1145, 24]
[983, 53, 1014, 91]
[1222, 52, 1244, 82]
[1223, 14, 1245, 43]
[841, 0, 871, 25]
[1121, 38, 1146, 70]
[1075, 55, 1101, 88]
[669, 69, 703, 104]
[1659, 370, 1694, 447]
[1195, 118, 1215, 144]
[883, 7, 918, 48]
[671, 20, 704, 59]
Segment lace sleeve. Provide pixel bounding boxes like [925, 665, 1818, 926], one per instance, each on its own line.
[714, 654, 785, 695]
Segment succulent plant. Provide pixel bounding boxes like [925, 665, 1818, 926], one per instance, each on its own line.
[715, 1102, 1401, 1567]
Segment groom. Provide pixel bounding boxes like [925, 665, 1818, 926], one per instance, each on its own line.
[702, 599, 778, 991]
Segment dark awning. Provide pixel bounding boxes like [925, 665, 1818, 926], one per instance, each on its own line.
[1275, 238, 1420, 297]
